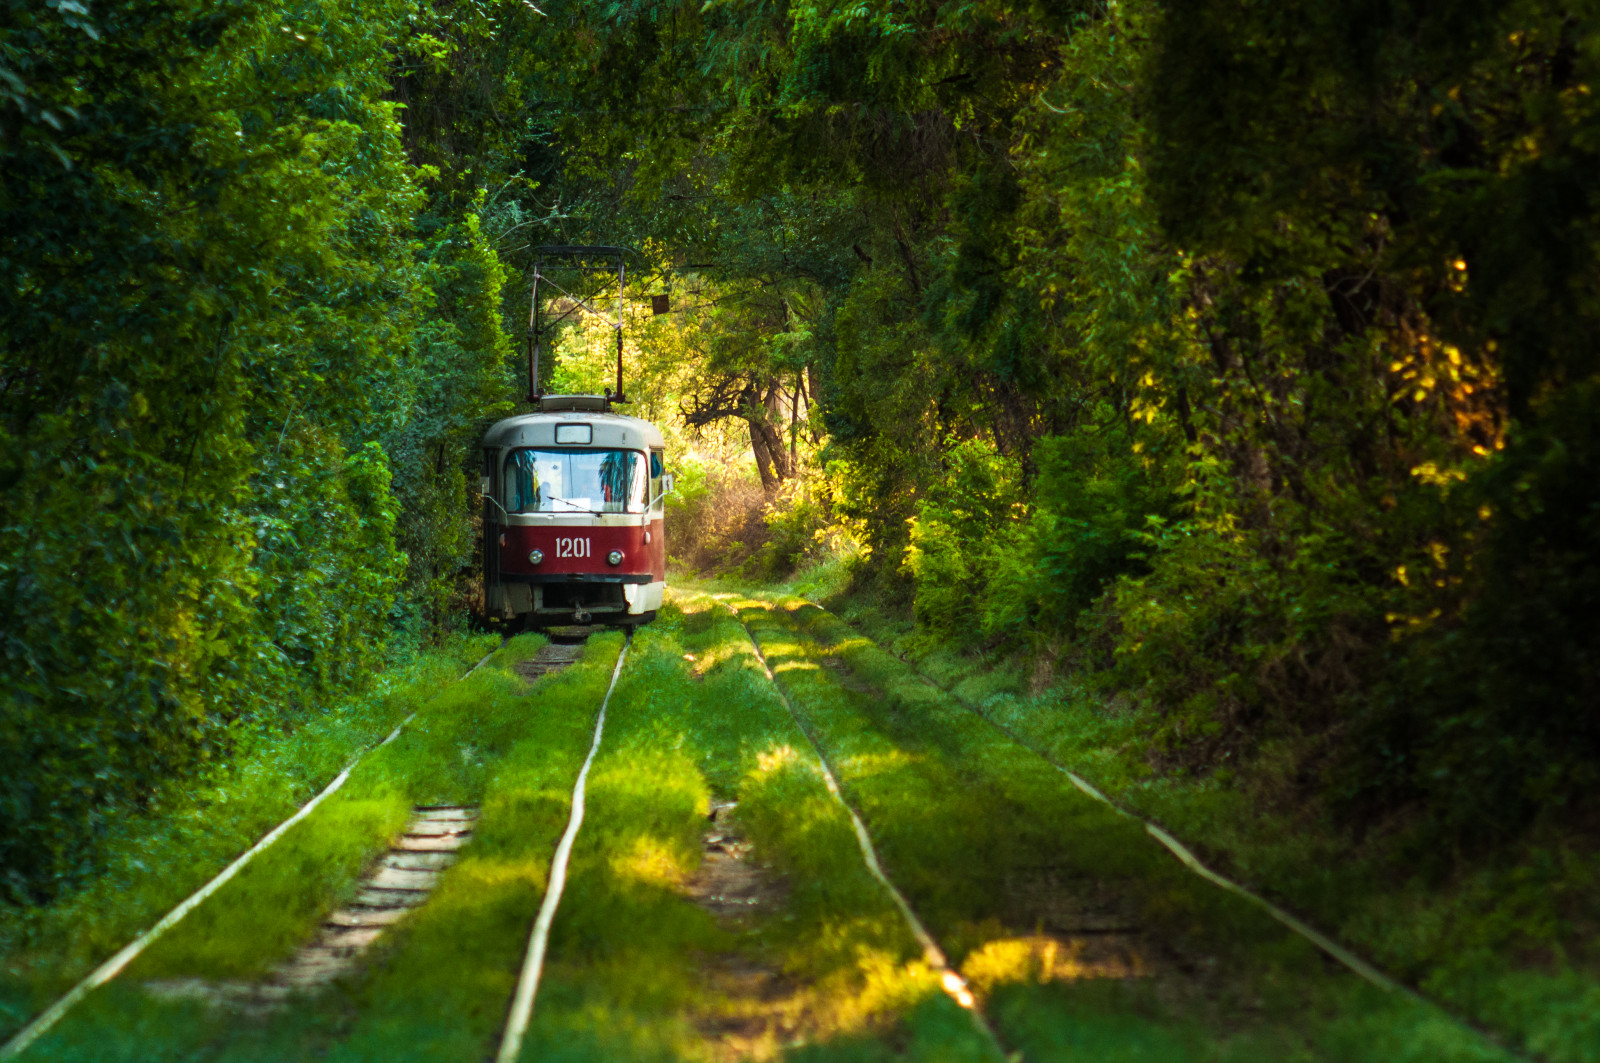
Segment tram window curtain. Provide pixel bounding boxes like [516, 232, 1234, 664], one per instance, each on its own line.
[508, 449, 540, 512]
[598, 451, 641, 513]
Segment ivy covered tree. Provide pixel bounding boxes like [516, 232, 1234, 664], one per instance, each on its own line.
[0, 0, 532, 900]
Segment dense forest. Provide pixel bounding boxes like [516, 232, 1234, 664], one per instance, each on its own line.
[4, 0, 1597, 927]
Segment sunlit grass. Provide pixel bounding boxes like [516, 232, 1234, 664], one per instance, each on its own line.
[125, 635, 553, 980]
[11, 591, 1538, 1063]
[738, 593, 1520, 1063]
[833, 593, 1600, 1063]
[515, 593, 999, 1061]
[960, 935, 1148, 997]
[316, 633, 627, 1063]
[17, 632, 581, 1061]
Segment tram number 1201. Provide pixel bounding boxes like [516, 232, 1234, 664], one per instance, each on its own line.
[555, 537, 591, 559]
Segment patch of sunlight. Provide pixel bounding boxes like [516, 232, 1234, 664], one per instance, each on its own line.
[773, 658, 823, 676]
[833, 636, 875, 655]
[812, 946, 938, 1034]
[439, 854, 548, 892]
[610, 834, 686, 888]
[686, 646, 735, 678]
[754, 744, 804, 776]
[839, 748, 919, 778]
[960, 935, 1148, 996]
[674, 595, 715, 617]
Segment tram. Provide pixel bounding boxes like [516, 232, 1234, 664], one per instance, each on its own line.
[481, 246, 671, 628]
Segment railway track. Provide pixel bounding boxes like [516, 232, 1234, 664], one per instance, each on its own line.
[0, 642, 511, 1059]
[496, 632, 630, 1063]
[1, 602, 1541, 1063]
[778, 596, 1547, 1062]
[1, 632, 622, 1061]
[725, 601, 1004, 1052]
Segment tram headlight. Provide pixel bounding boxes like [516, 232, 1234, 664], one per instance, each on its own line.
[607, 549, 624, 566]
[528, 549, 544, 565]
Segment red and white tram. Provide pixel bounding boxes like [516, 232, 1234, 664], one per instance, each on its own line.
[481, 246, 671, 628]
[482, 395, 668, 627]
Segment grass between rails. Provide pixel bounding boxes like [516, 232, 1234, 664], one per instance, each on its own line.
[128, 631, 555, 982]
[307, 630, 627, 1063]
[0, 630, 499, 1043]
[736, 594, 1516, 1063]
[518, 592, 995, 1062]
[16, 631, 577, 1061]
[829, 594, 1600, 1063]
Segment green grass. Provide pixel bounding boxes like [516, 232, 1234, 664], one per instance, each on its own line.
[0, 631, 499, 1042]
[830, 592, 1600, 1063]
[10, 590, 1565, 1063]
[736, 594, 1517, 1063]
[518, 593, 996, 1062]
[17, 631, 566, 1061]
[123, 632, 551, 981]
[313, 631, 628, 1063]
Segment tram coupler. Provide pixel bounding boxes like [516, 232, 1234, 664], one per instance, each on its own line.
[573, 608, 592, 624]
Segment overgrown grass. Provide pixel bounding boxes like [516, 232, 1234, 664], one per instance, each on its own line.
[16, 631, 563, 1060]
[738, 594, 1516, 1063]
[311, 630, 628, 1063]
[126, 631, 553, 980]
[519, 593, 995, 1062]
[0, 630, 499, 1042]
[14, 591, 1556, 1062]
[832, 592, 1600, 1063]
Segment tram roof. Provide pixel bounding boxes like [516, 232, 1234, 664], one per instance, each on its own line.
[484, 406, 666, 451]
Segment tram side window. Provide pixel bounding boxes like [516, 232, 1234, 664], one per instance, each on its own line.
[505, 448, 646, 514]
[649, 449, 664, 507]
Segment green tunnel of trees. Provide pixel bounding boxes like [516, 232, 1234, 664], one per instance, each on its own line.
[3, 0, 1598, 903]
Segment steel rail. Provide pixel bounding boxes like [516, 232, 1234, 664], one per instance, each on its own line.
[496, 634, 631, 1063]
[814, 600, 1536, 1062]
[726, 602, 1007, 1058]
[0, 643, 506, 1060]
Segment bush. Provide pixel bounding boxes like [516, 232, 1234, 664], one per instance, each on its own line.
[663, 459, 768, 575]
[903, 430, 1175, 648]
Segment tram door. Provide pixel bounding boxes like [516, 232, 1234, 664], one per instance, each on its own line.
[482, 448, 502, 614]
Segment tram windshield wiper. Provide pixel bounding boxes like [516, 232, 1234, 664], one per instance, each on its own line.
[505, 446, 646, 515]
[542, 495, 597, 514]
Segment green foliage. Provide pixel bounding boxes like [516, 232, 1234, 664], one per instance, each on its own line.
[0, 0, 520, 902]
[904, 440, 1023, 640]
[513, 0, 1600, 861]
[906, 430, 1174, 647]
[383, 205, 513, 631]
[4, 0, 1598, 1039]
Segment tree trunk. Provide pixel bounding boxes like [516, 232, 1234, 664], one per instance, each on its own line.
[804, 365, 822, 443]
[745, 378, 792, 492]
[749, 419, 781, 491]
[790, 370, 800, 472]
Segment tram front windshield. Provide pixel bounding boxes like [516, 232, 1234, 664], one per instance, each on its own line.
[506, 448, 645, 514]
